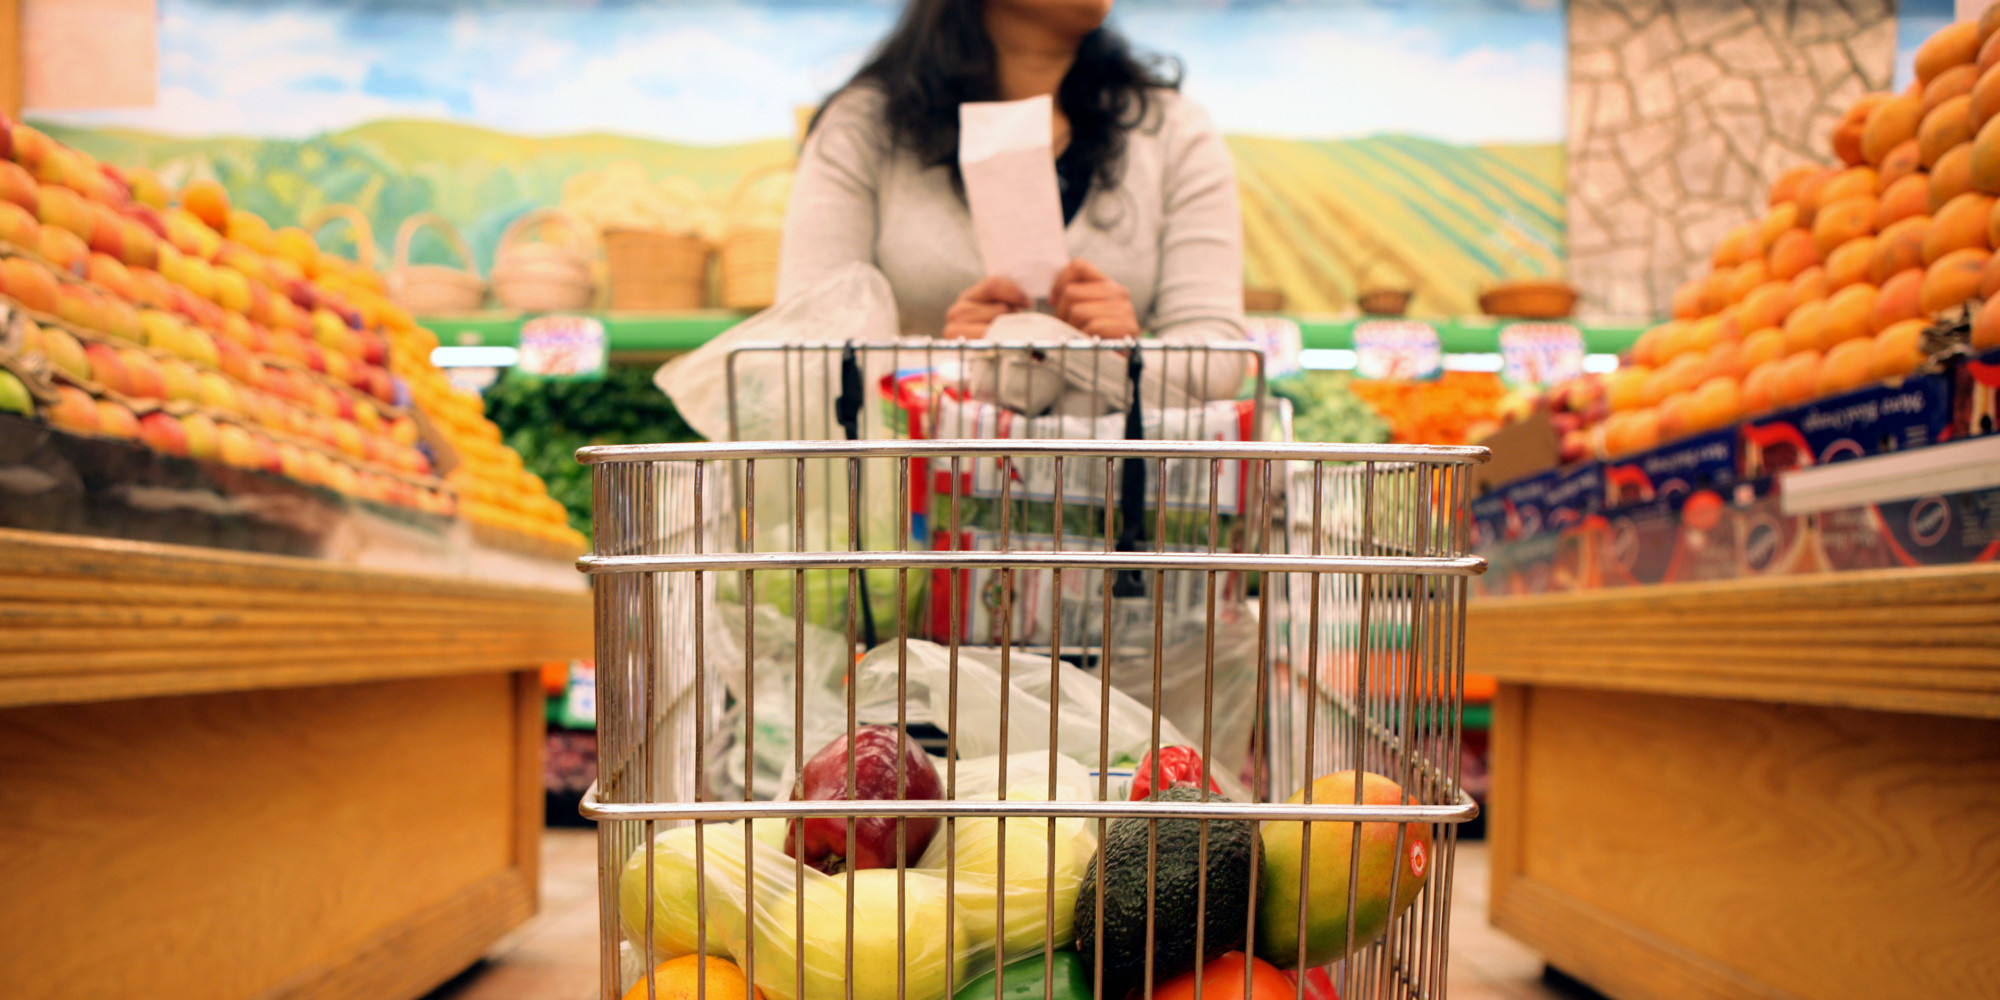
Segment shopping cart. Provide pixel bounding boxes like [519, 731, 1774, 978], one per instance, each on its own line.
[580, 409, 1486, 1000]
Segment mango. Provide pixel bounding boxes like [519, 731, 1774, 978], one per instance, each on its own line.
[1254, 771, 1432, 970]
[753, 868, 968, 1000]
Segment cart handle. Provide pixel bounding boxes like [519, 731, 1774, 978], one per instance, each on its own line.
[578, 438, 1490, 465]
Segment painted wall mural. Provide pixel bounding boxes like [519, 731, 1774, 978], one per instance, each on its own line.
[31, 0, 1569, 320]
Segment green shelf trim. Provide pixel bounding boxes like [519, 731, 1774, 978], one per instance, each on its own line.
[419, 312, 1653, 358]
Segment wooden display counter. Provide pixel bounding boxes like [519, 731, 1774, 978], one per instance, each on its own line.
[1469, 564, 2000, 1000]
[0, 528, 592, 1000]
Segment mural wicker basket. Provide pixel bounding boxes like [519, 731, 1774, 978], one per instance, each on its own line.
[603, 228, 709, 311]
[1356, 257, 1414, 317]
[491, 208, 596, 313]
[1243, 287, 1286, 313]
[301, 204, 377, 272]
[1480, 279, 1578, 320]
[387, 212, 487, 314]
[718, 163, 792, 312]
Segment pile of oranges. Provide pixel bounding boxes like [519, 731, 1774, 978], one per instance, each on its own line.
[1586, 11, 2000, 459]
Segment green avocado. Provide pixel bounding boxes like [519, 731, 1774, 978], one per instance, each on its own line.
[1072, 787, 1260, 1000]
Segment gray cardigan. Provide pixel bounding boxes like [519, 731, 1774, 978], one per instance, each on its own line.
[776, 85, 1250, 397]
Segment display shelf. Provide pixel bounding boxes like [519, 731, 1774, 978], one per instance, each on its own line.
[0, 527, 589, 1000]
[418, 310, 1652, 356]
[0, 527, 590, 707]
[1473, 565, 2000, 1000]
[1468, 563, 2000, 720]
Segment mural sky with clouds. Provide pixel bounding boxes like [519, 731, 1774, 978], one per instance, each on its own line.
[38, 0, 1569, 317]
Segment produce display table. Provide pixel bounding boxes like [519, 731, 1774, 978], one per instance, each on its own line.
[1468, 565, 2000, 1000]
[0, 528, 592, 1000]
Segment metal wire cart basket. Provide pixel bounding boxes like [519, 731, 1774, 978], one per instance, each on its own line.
[580, 342, 1487, 1000]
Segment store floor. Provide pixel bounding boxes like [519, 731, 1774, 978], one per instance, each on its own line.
[424, 830, 1584, 1000]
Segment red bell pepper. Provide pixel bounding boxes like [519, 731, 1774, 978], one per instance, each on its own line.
[1130, 745, 1223, 800]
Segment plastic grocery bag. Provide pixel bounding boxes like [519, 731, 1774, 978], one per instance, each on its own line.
[1102, 597, 1264, 789]
[659, 263, 911, 637]
[836, 640, 1251, 804]
[701, 601, 855, 802]
[655, 262, 898, 442]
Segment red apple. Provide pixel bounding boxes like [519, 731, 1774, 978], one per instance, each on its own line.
[139, 411, 190, 456]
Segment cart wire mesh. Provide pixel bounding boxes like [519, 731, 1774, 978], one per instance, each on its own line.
[581, 434, 1486, 1000]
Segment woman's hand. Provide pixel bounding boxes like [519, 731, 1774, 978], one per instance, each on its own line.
[1052, 260, 1140, 341]
[943, 276, 1030, 340]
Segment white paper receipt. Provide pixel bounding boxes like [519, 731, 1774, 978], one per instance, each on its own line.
[959, 95, 1070, 303]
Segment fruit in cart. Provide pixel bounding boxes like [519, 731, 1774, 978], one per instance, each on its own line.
[1074, 787, 1259, 1000]
[950, 948, 1091, 1000]
[754, 867, 967, 1000]
[918, 786, 1092, 957]
[622, 955, 766, 1000]
[1254, 771, 1430, 970]
[787, 726, 943, 874]
[1129, 747, 1224, 801]
[1150, 952, 1296, 1000]
[618, 824, 753, 961]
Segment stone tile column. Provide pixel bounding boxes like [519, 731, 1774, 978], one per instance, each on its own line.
[1568, 0, 1897, 322]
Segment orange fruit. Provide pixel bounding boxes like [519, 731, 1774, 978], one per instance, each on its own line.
[1917, 21, 1980, 85]
[621, 956, 766, 1000]
[179, 180, 231, 232]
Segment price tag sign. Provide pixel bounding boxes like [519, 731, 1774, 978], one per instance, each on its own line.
[518, 315, 608, 379]
[1245, 316, 1304, 380]
[1500, 323, 1585, 387]
[1353, 320, 1442, 382]
[558, 660, 596, 730]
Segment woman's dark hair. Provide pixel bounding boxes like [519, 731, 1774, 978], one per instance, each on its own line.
[814, 0, 1181, 195]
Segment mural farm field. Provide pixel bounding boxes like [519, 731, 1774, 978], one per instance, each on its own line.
[39, 119, 1562, 318]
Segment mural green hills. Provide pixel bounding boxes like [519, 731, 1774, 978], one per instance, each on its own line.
[36, 117, 1562, 317]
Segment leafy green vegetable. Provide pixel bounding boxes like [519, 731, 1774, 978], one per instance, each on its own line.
[481, 365, 704, 540]
[1272, 371, 1392, 445]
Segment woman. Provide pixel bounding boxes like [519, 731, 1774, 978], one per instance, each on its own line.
[777, 0, 1248, 396]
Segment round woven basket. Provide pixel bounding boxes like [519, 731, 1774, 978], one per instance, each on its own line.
[491, 208, 595, 313]
[1480, 279, 1579, 320]
[388, 212, 486, 314]
[604, 227, 709, 311]
[718, 163, 792, 312]
[1355, 256, 1414, 317]
[301, 204, 377, 271]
